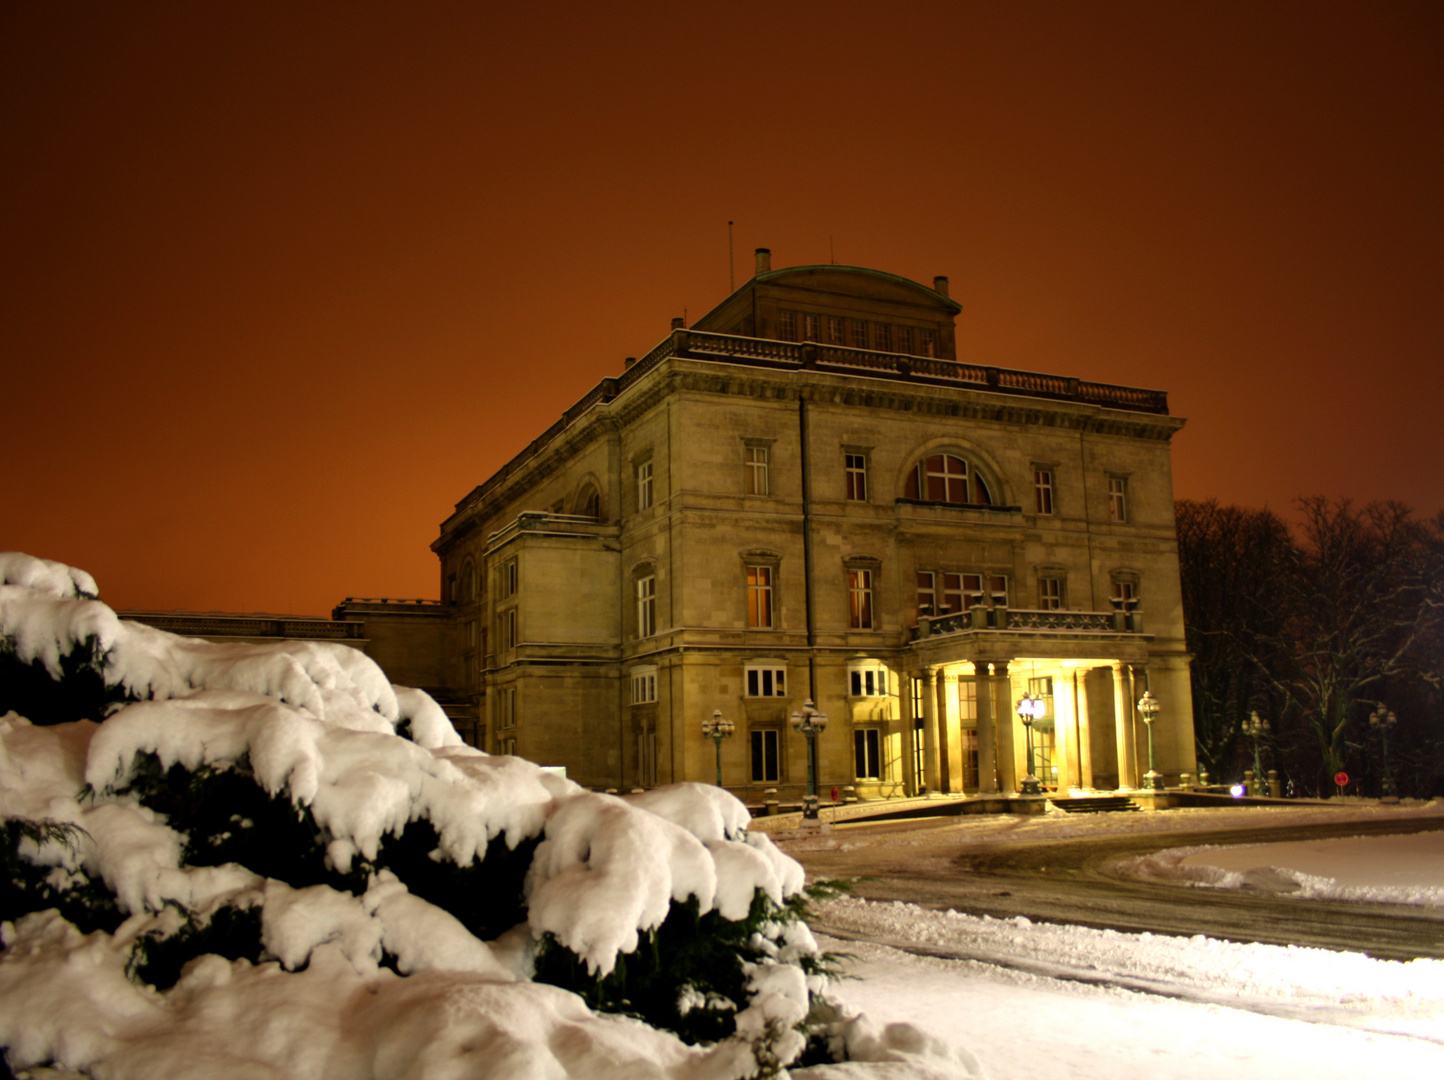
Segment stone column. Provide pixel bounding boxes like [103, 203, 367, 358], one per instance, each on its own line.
[1073, 669, 1095, 790]
[921, 668, 941, 794]
[900, 672, 918, 796]
[992, 660, 1017, 792]
[938, 670, 959, 793]
[1111, 662, 1137, 789]
[974, 661, 998, 793]
[1054, 670, 1077, 792]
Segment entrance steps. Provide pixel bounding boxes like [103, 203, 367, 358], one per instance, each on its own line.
[1050, 795, 1141, 814]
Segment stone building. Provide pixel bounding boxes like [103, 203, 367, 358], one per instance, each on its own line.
[430, 250, 1197, 804]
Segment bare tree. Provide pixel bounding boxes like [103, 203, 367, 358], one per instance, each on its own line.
[1174, 499, 1292, 780]
[1268, 499, 1437, 791]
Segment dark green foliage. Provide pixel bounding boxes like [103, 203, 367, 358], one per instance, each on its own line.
[128, 902, 264, 990]
[117, 752, 337, 888]
[0, 635, 129, 726]
[370, 822, 537, 942]
[534, 879, 851, 1048]
[0, 817, 122, 935]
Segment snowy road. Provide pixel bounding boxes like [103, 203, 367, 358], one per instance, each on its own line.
[782, 803, 1444, 960]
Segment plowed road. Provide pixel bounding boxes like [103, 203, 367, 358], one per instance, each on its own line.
[782, 811, 1444, 960]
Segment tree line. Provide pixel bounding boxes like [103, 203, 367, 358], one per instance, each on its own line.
[1176, 497, 1443, 799]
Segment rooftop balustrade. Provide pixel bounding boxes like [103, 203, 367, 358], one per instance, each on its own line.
[448, 328, 1171, 524]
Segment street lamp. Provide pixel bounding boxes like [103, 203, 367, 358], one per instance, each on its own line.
[789, 698, 829, 819]
[701, 708, 734, 788]
[1369, 706, 1398, 801]
[1243, 710, 1269, 785]
[1016, 692, 1045, 796]
[1137, 690, 1165, 791]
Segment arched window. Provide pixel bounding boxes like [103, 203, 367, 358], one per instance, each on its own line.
[460, 559, 477, 602]
[575, 483, 601, 522]
[904, 454, 992, 505]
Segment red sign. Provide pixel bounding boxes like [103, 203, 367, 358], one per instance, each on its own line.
[1334, 771, 1350, 787]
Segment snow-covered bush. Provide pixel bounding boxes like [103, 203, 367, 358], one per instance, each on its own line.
[0, 553, 842, 1079]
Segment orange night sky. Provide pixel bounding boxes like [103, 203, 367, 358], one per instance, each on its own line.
[3, 2, 1440, 616]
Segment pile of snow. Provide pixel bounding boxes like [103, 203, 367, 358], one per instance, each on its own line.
[1122, 831, 1444, 907]
[0, 553, 959, 1079]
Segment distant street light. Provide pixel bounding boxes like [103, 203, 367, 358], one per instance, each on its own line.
[701, 708, 734, 788]
[1137, 690, 1165, 791]
[1243, 710, 1270, 789]
[1369, 706, 1398, 801]
[789, 699, 829, 819]
[1016, 692, 1045, 796]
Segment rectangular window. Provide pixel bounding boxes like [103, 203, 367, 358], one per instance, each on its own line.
[854, 728, 882, 779]
[1108, 476, 1128, 523]
[917, 571, 937, 616]
[1111, 579, 1139, 611]
[874, 324, 893, 352]
[745, 664, 787, 697]
[802, 313, 821, 341]
[630, 666, 658, 704]
[849, 663, 888, 697]
[825, 316, 845, 345]
[497, 687, 516, 729]
[1039, 576, 1063, 610]
[637, 575, 656, 637]
[952, 573, 980, 611]
[751, 729, 780, 782]
[500, 608, 517, 649]
[919, 328, 938, 357]
[896, 326, 914, 355]
[500, 558, 518, 599]
[851, 320, 869, 349]
[502, 737, 517, 757]
[746, 565, 774, 628]
[845, 453, 867, 501]
[745, 444, 769, 496]
[778, 310, 797, 341]
[636, 460, 653, 510]
[988, 574, 1009, 607]
[849, 568, 875, 629]
[1034, 469, 1054, 515]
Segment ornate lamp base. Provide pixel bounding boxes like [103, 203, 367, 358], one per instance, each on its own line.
[1142, 771, 1166, 791]
[1019, 776, 1044, 796]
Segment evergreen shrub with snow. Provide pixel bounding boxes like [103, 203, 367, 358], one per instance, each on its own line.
[0, 552, 910, 1079]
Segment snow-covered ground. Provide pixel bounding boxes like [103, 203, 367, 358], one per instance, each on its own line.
[787, 803, 1444, 1078]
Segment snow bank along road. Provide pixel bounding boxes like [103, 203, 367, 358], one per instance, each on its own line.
[780, 802, 1444, 961]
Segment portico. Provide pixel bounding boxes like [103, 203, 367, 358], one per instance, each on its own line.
[901, 606, 1194, 796]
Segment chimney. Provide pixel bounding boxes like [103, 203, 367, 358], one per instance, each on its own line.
[624, 356, 636, 370]
[671, 317, 685, 330]
[933, 275, 949, 297]
[755, 248, 771, 275]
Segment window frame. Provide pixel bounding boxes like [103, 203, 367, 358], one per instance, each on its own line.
[636, 459, 653, 511]
[630, 665, 658, 705]
[1108, 475, 1129, 523]
[777, 310, 797, 342]
[745, 662, 788, 698]
[744, 441, 771, 496]
[848, 661, 889, 698]
[751, 728, 780, 783]
[854, 728, 882, 780]
[636, 574, 657, 638]
[849, 567, 875, 629]
[1033, 467, 1055, 516]
[499, 607, 517, 650]
[1038, 574, 1065, 610]
[844, 451, 868, 501]
[496, 686, 517, 729]
[1110, 573, 1140, 612]
[746, 564, 775, 628]
[500, 557, 518, 599]
[905, 453, 993, 506]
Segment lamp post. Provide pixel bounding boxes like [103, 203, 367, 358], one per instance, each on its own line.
[701, 708, 734, 789]
[789, 698, 829, 819]
[1016, 692, 1045, 796]
[1243, 710, 1269, 786]
[1369, 706, 1398, 801]
[1137, 690, 1165, 791]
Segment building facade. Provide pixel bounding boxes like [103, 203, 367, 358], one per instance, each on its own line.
[432, 251, 1196, 803]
